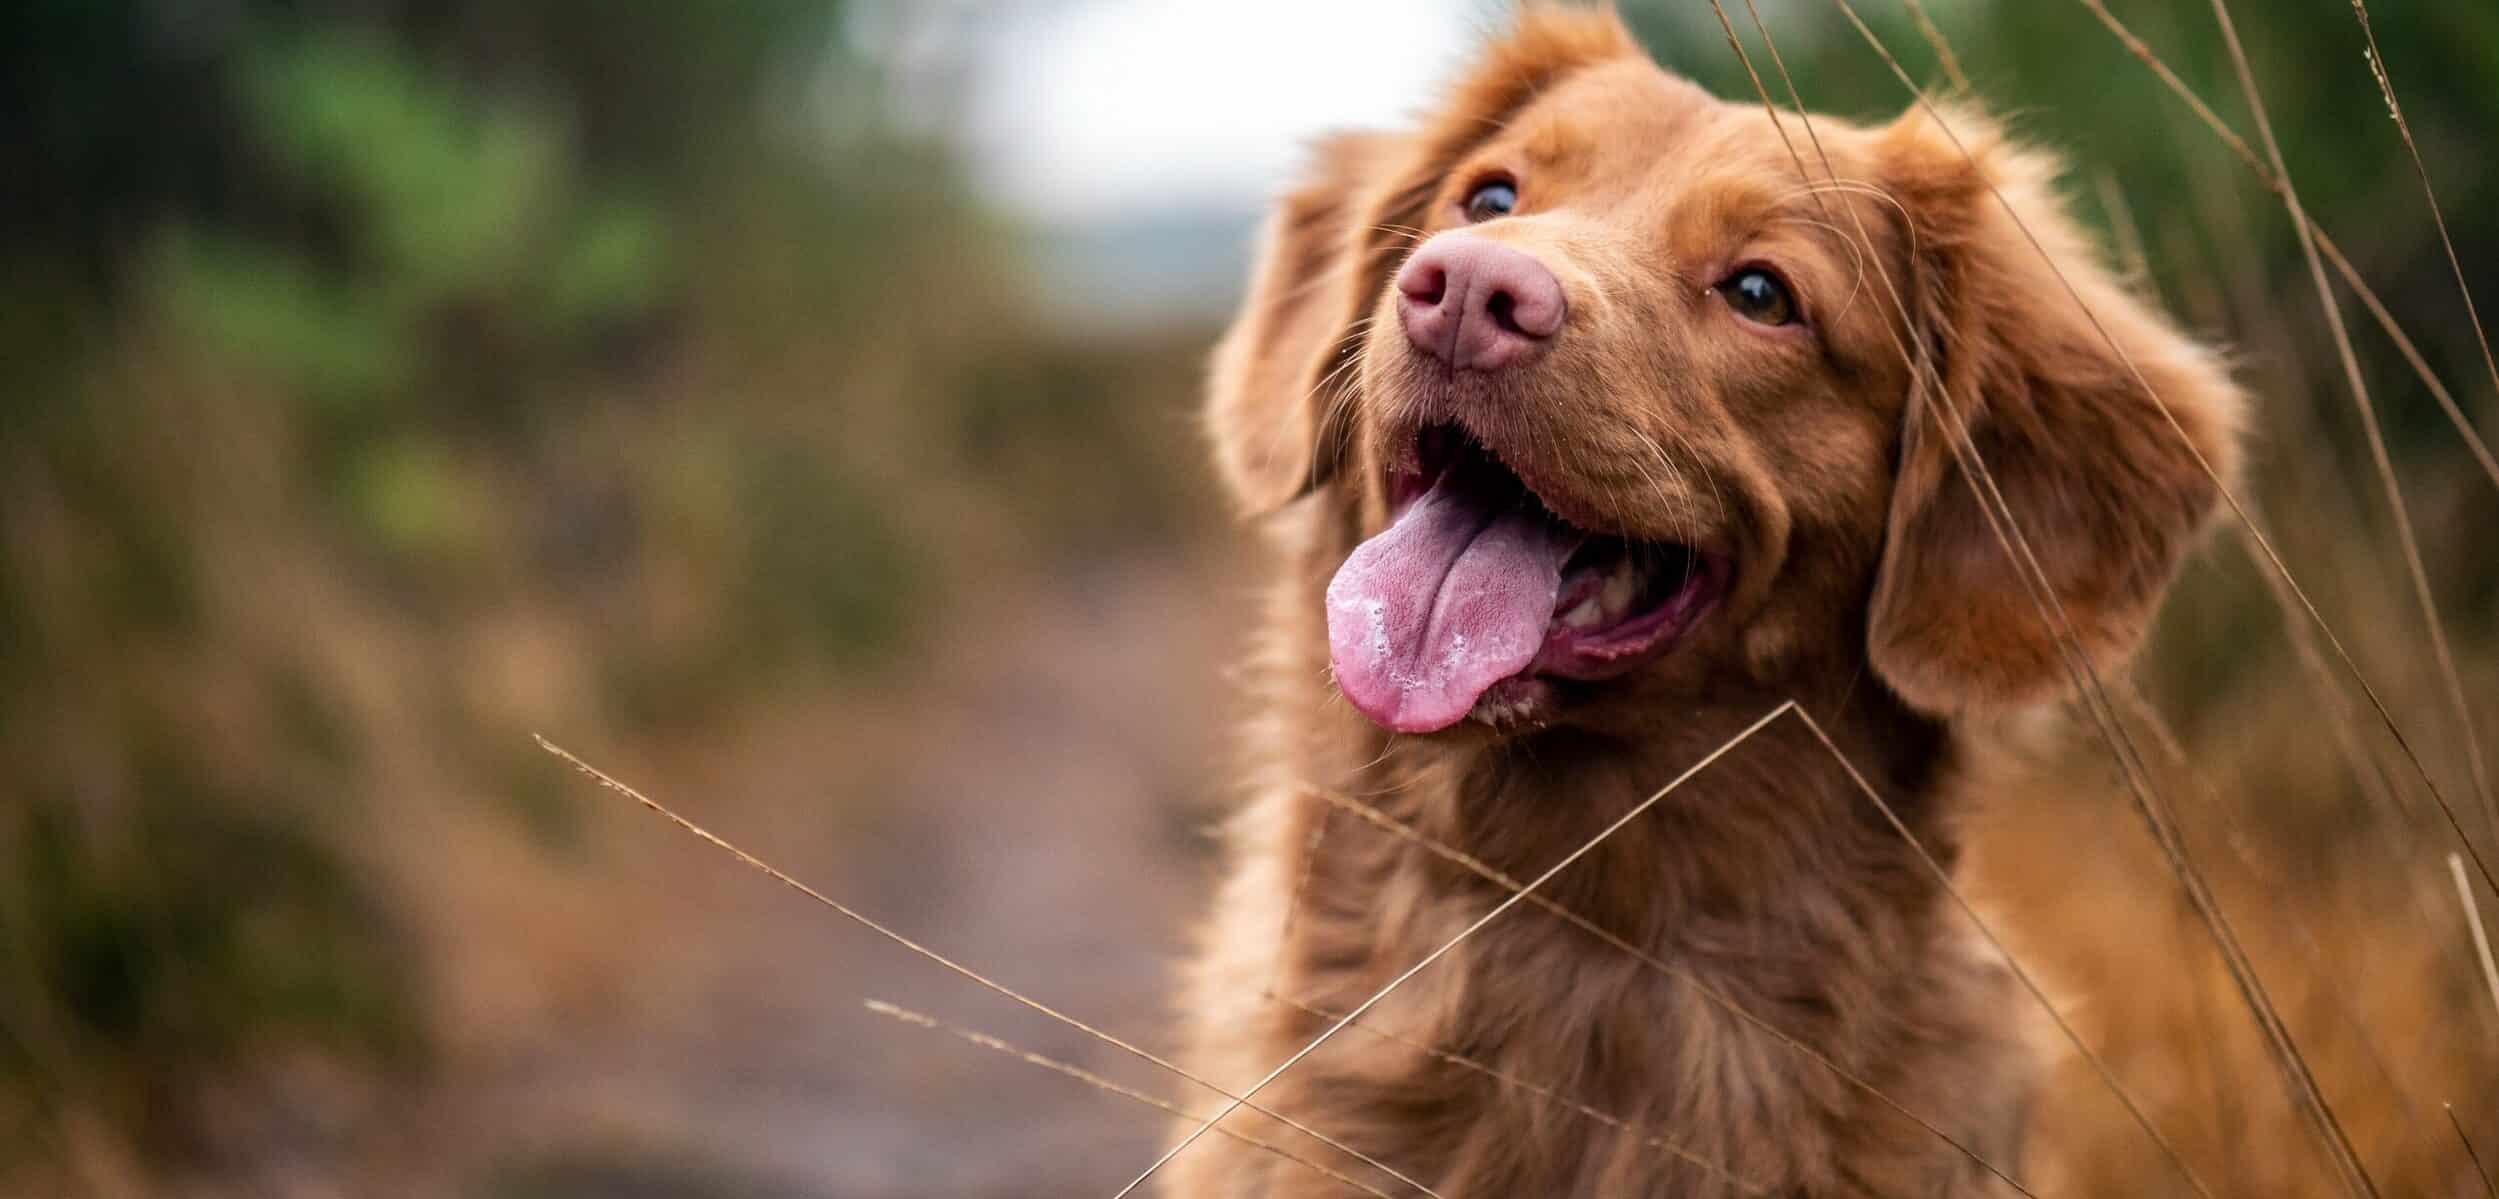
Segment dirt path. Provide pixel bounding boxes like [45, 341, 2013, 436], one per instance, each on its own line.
[419, 551, 1249, 1197]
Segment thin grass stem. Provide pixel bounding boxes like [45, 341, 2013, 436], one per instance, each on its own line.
[861, 999, 1399, 1199]
[533, 735, 1444, 1198]
[1300, 778, 2036, 1193]
[2202, 0, 2492, 953]
[2068, 0, 2499, 503]
[1110, 703, 1800, 1199]
[1820, 7, 2400, 1192]
[1260, 990, 1769, 1192]
[2451, 853, 2499, 1023]
[2455, 1103, 2499, 1199]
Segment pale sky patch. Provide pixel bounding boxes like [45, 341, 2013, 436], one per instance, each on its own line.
[961, 0, 1503, 223]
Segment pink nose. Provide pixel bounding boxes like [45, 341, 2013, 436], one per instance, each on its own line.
[1395, 233, 1566, 372]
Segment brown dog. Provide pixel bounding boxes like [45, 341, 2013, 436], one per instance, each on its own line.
[1171, 7, 2239, 1197]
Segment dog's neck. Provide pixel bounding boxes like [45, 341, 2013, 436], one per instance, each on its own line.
[1329, 675, 1953, 945]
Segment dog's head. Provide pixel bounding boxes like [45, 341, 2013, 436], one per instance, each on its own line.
[1209, 8, 2240, 736]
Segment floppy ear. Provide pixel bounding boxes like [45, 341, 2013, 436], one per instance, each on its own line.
[1205, 132, 1404, 515]
[1866, 110, 2245, 717]
[1204, 5, 1643, 516]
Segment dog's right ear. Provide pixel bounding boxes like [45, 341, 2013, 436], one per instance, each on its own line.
[1204, 131, 1402, 516]
[1864, 108, 2243, 716]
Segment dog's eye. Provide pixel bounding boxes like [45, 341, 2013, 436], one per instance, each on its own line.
[1461, 180, 1518, 223]
[1719, 267, 1797, 327]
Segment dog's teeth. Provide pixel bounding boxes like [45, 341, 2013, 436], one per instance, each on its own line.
[1561, 596, 1604, 629]
[1599, 565, 1638, 617]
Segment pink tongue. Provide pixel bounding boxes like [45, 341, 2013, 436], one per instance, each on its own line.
[1325, 464, 1574, 733]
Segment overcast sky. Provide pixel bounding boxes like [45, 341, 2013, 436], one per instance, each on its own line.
[957, 0, 1507, 224]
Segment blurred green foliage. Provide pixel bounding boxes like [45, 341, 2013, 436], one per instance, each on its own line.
[8, 0, 937, 1186]
[1, 0, 1221, 1177]
[4, 775, 419, 1157]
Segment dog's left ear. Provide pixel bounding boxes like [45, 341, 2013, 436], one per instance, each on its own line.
[1205, 132, 1404, 516]
[1865, 108, 2245, 717]
[1205, 6, 1644, 517]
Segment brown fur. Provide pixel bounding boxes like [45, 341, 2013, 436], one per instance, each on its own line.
[1174, 7, 2242, 1196]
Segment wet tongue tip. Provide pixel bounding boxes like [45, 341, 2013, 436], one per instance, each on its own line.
[1324, 470, 1574, 733]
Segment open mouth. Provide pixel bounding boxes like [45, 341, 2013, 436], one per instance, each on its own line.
[1325, 424, 1729, 733]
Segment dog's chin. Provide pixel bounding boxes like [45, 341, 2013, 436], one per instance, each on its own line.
[1323, 416, 1734, 736]
[1465, 676, 1565, 732]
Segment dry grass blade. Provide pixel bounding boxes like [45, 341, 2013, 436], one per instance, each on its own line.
[1924, 346, 2379, 1190]
[1111, 702, 1797, 1199]
[1897, 0, 1971, 94]
[2078, 192, 2454, 1021]
[2452, 853, 2499, 1021]
[2115, 682, 2439, 1128]
[1701, 0, 1824, 226]
[2202, 0, 2494, 905]
[2068, 0, 2499, 503]
[1261, 991, 1769, 1193]
[1820, 6, 2393, 1193]
[861, 1000, 1399, 1199]
[2323, 236, 2499, 498]
[2456, 1104, 2499, 1199]
[1300, 773, 2038, 1194]
[2347, 0, 2499, 447]
[1788, 705, 2222, 1199]
[1268, 807, 1335, 998]
[2234, 524, 2412, 825]
[2092, 170, 2151, 282]
[531, 735, 1445, 1199]
[2341, 0, 2499, 850]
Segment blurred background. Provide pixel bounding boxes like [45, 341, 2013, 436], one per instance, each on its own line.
[3, 0, 2494, 1195]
